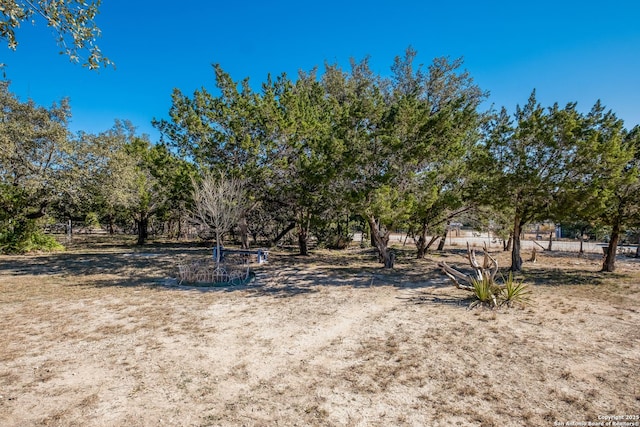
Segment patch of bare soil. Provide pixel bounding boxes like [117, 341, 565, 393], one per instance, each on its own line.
[1, 239, 639, 426]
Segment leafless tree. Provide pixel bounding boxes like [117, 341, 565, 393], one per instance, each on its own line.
[191, 172, 246, 269]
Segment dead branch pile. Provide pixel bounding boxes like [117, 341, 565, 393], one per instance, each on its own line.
[437, 243, 500, 291]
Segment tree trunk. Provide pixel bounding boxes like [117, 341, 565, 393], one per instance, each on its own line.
[25, 201, 48, 219]
[106, 213, 115, 235]
[298, 228, 309, 256]
[403, 226, 413, 247]
[602, 219, 621, 272]
[238, 215, 249, 249]
[426, 235, 440, 251]
[345, 212, 350, 238]
[547, 232, 553, 251]
[578, 226, 585, 256]
[366, 214, 393, 268]
[271, 221, 296, 246]
[510, 218, 524, 271]
[415, 227, 440, 258]
[505, 234, 513, 252]
[298, 212, 311, 256]
[384, 251, 395, 269]
[416, 222, 428, 259]
[370, 220, 377, 248]
[437, 227, 448, 251]
[214, 231, 222, 268]
[136, 215, 149, 245]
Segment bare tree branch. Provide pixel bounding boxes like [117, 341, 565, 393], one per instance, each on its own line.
[438, 243, 500, 291]
[190, 172, 246, 267]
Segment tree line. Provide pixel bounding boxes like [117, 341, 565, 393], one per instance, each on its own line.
[1, 48, 638, 272]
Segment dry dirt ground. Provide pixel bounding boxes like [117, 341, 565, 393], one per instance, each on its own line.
[1, 237, 639, 426]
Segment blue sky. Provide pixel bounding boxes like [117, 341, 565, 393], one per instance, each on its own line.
[3, 0, 639, 141]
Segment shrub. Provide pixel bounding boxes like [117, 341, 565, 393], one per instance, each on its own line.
[324, 234, 353, 250]
[499, 272, 531, 308]
[469, 273, 531, 309]
[85, 212, 101, 229]
[470, 276, 500, 308]
[0, 219, 65, 254]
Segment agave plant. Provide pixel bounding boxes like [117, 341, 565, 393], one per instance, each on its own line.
[499, 272, 531, 308]
[439, 244, 532, 309]
[470, 276, 500, 309]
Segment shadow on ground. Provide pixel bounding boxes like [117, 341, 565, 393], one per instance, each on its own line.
[521, 268, 625, 287]
[1, 242, 634, 296]
[397, 289, 474, 308]
[0, 243, 206, 282]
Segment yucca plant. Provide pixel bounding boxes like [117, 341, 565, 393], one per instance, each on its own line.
[438, 243, 532, 309]
[499, 272, 531, 308]
[470, 276, 500, 309]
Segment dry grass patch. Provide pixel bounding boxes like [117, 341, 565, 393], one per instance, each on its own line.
[0, 240, 639, 426]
